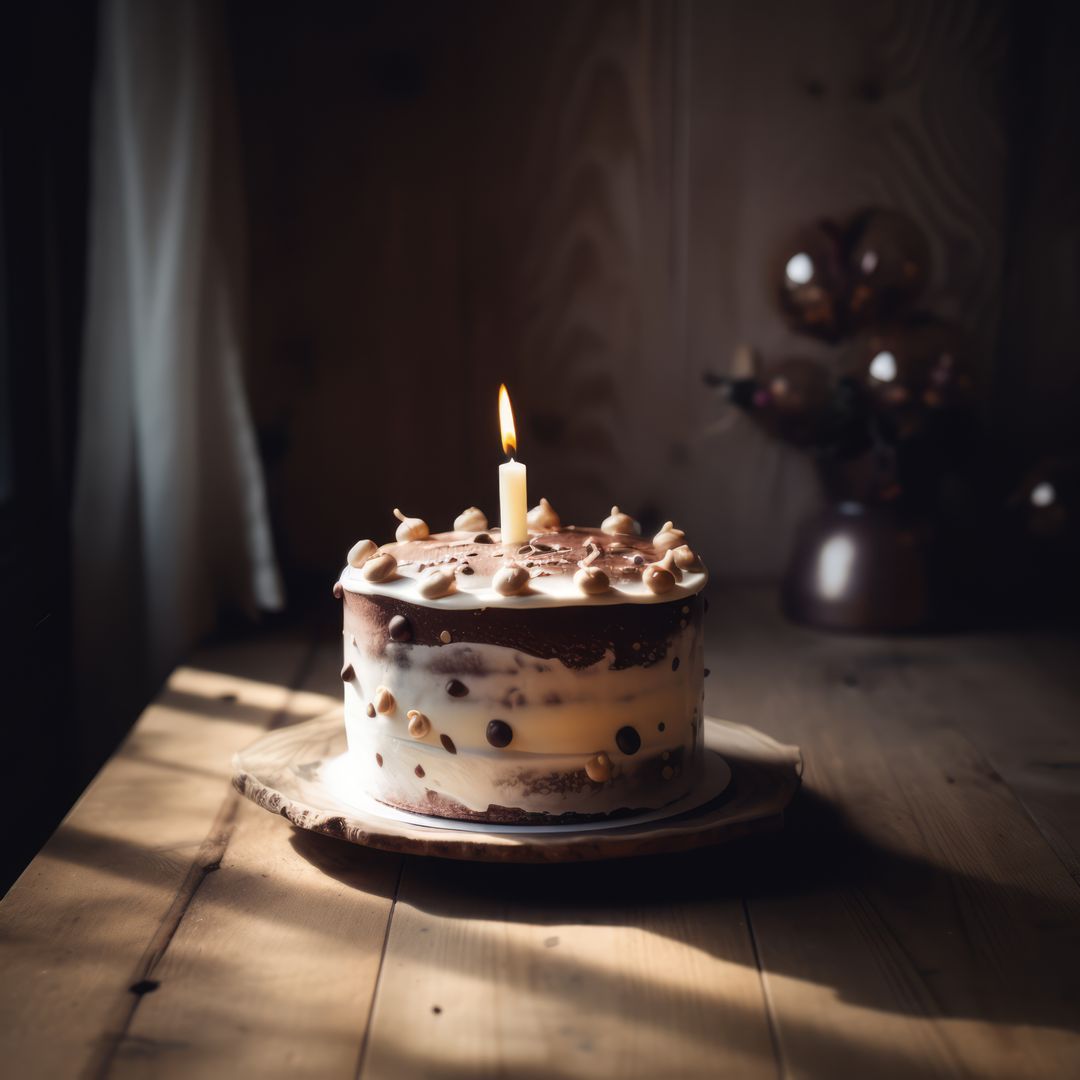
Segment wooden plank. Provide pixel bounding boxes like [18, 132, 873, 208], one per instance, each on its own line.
[232, 0, 477, 569]
[913, 632, 1080, 884]
[109, 638, 402, 1079]
[360, 854, 777, 1080]
[706, 588, 1080, 1078]
[461, 0, 684, 529]
[0, 631, 317, 1080]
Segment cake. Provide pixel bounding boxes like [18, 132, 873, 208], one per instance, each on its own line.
[335, 502, 708, 823]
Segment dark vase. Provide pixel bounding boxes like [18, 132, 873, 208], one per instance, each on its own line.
[781, 501, 936, 632]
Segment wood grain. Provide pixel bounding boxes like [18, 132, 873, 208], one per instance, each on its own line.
[360, 855, 777, 1080]
[0, 632, 319, 1079]
[232, 1, 1016, 584]
[706, 589, 1080, 1078]
[4, 588, 1080, 1077]
[110, 798, 398, 1079]
[107, 640, 401, 1079]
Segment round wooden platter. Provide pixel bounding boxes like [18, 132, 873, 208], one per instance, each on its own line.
[232, 710, 802, 863]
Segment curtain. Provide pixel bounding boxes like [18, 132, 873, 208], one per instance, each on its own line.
[72, 0, 283, 757]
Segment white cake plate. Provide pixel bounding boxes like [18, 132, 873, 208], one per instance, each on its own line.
[233, 709, 802, 863]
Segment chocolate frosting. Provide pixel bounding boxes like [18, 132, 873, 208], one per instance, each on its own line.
[380, 527, 667, 589]
[344, 588, 703, 670]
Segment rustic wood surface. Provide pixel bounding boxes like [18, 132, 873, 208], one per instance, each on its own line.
[3, 587, 1079, 1078]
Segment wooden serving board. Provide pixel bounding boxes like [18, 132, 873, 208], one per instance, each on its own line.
[233, 710, 802, 862]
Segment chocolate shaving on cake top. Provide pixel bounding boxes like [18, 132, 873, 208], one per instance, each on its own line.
[339, 526, 707, 609]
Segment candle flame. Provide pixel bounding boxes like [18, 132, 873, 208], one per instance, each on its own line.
[498, 383, 517, 455]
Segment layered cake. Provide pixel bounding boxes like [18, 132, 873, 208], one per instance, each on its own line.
[334, 502, 708, 823]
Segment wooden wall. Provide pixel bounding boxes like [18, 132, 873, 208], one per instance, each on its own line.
[229, 0, 1067, 588]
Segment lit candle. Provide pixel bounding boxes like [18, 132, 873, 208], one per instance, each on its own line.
[498, 384, 528, 544]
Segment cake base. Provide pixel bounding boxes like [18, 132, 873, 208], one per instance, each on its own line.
[375, 793, 658, 826]
[233, 709, 802, 863]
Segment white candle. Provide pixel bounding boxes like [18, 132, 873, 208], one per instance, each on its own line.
[498, 384, 528, 543]
[499, 458, 528, 543]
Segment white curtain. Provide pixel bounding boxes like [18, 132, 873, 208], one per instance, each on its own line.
[73, 0, 283, 747]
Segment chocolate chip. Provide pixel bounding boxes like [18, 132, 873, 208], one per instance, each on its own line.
[474, 533, 493, 544]
[486, 719, 513, 748]
[333, 582, 344, 599]
[460, 564, 474, 575]
[388, 615, 412, 642]
[440, 734, 457, 754]
[616, 726, 641, 755]
[341, 662, 355, 681]
[366, 703, 376, 718]
[376, 753, 383, 767]
[671, 656, 680, 671]
[446, 679, 469, 697]
[658, 722, 666, 732]
[415, 764, 425, 778]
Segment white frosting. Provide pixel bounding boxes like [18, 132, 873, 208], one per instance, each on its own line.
[342, 631, 705, 816]
[344, 638, 702, 755]
[339, 558, 708, 610]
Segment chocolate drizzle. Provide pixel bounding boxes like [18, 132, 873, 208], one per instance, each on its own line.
[343, 589, 702, 670]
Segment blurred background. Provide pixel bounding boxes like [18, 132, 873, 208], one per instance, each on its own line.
[2, 0, 1078, 885]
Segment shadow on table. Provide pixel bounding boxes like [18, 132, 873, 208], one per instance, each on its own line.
[290, 784, 1080, 1044]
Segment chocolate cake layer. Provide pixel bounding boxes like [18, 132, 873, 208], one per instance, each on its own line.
[344, 589, 702, 670]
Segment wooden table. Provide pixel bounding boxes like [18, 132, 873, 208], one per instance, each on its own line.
[3, 588, 1079, 1078]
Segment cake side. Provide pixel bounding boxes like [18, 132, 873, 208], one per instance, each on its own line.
[337, 515, 708, 823]
[338, 526, 707, 609]
[341, 590, 705, 821]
